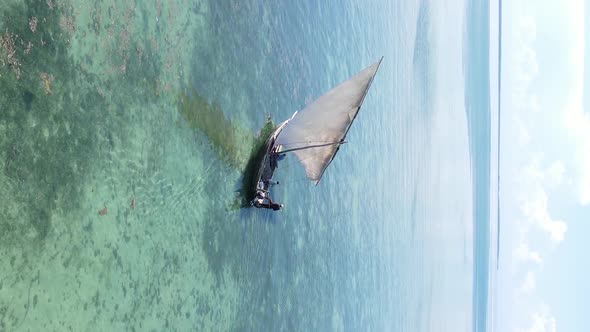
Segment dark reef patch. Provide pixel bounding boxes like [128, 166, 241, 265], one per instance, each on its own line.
[0, 0, 164, 246]
[0, 0, 89, 244]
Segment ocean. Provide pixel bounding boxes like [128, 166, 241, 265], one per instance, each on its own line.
[0, 0, 491, 331]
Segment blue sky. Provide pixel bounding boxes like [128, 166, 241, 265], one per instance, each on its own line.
[494, 0, 590, 331]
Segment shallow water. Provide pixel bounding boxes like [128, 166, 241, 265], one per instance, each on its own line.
[0, 1, 488, 331]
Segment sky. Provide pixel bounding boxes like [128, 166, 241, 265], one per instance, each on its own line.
[496, 0, 590, 331]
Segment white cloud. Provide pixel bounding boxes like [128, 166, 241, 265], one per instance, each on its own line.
[523, 161, 544, 180]
[544, 161, 565, 188]
[514, 243, 543, 265]
[501, 2, 583, 331]
[519, 47, 538, 80]
[563, 0, 584, 63]
[518, 311, 557, 332]
[522, 160, 565, 188]
[503, 11, 569, 286]
[561, 0, 589, 205]
[511, 16, 538, 88]
[520, 271, 536, 293]
[517, 123, 532, 146]
[520, 186, 567, 243]
[515, 158, 568, 243]
[519, 15, 536, 44]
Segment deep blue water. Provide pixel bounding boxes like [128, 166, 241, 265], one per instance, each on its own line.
[464, 1, 492, 332]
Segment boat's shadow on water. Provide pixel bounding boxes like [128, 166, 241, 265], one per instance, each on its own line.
[176, 90, 276, 210]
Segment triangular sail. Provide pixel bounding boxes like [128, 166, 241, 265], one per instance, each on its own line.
[275, 57, 383, 184]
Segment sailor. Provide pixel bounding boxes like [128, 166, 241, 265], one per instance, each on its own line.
[270, 152, 286, 170]
[253, 190, 283, 210]
[253, 190, 268, 208]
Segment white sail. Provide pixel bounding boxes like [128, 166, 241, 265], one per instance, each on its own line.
[275, 58, 382, 184]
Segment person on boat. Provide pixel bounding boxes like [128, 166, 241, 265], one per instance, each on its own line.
[270, 145, 286, 169]
[253, 190, 283, 210]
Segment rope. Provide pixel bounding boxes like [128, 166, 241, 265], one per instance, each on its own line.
[280, 140, 343, 146]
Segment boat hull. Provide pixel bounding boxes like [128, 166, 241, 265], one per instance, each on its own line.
[247, 120, 288, 207]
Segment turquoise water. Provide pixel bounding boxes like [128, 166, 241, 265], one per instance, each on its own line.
[0, 1, 490, 331]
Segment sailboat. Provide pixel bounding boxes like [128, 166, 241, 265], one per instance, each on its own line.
[250, 57, 383, 210]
